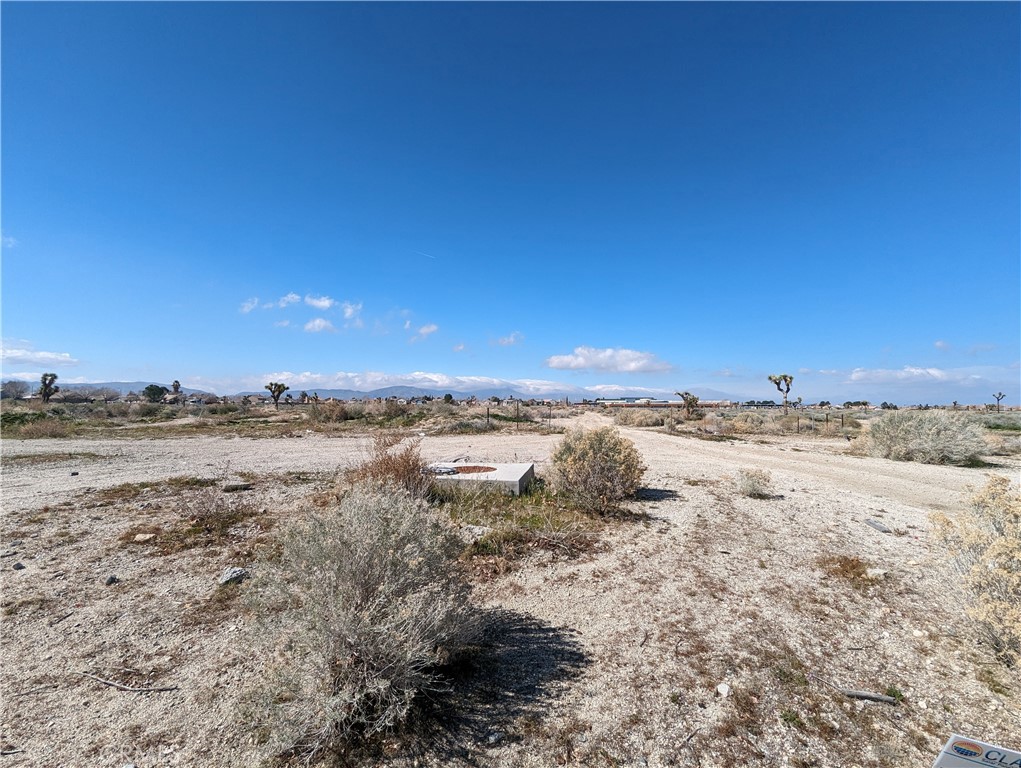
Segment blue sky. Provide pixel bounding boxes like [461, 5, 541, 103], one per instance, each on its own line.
[2, 2, 1018, 404]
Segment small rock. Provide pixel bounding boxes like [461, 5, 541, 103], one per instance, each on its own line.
[486, 731, 504, 745]
[10, 540, 23, 547]
[912, 629, 926, 638]
[865, 568, 888, 580]
[222, 483, 254, 493]
[133, 533, 156, 543]
[105, 575, 120, 585]
[716, 683, 731, 698]
[218, 567, 250, 586]
[13, 562, 26, 570]
[71, 471, 79, 476]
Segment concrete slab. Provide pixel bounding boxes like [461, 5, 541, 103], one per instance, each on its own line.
[427, 462, 535, 496]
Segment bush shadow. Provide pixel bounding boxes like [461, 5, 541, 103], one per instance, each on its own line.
[635, 487, 681, 502]
[400, 608, 591, 765]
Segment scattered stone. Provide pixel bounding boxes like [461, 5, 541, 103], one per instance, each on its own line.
[865, 568, 888, 580]
[13, 562, 26, 570]
[865, 519, 892, 534]
[486, 731, 504, 745]
[10, 540, 23, 547]
[912, 629, 926, 638]
[105, 575, 120, 586]
[218, 567, 250, 586]
[71, 471, 79, 476]
[133, 533, 156, 543]
[716, 683, 731, 698]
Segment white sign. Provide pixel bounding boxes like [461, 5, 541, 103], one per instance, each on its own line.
[931, 734, 1021, 768]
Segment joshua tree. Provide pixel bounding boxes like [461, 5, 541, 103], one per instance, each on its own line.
[675, 391, 700, 418]
[768, 374, 794, 415]
[265, 382, 289, 410]
[994, 392, 1006, 413]
[39, 373, 60, 404]
[171, 380, 181, 394]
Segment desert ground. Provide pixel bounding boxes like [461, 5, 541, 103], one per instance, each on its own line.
[1, 410, 1018, 767]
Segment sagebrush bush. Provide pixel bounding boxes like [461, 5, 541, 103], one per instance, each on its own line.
[347, 432, 431, 498]
[612, 408, 665, 427]
[868, 410, 987, 465]
[730, 412, 765, 433]
[931, 477, 1021, 666]
[246, 484, 478, 764]
[737, 469, 774, 499]
[551, 426, 646, 513]
[12, 417, 71, 439]
[307, 400, 359, 424]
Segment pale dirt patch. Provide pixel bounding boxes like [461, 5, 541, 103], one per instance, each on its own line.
[1, 414, 1018, 767]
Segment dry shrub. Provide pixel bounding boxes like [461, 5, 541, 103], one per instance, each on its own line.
[13, 418, 71, 439]
[245, 484, 478, 764]
[931, 476, 1021, 665]
[551, 426, 646, 513]
[868, 410, 986, 465]
[612, 408, 665, 427]
[737, 469, 773, 499]
[347, 432, 430, 498]
[308, 400, 361, 424]
[730, 412, 765, 434]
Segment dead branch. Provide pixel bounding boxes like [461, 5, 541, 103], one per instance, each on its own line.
[809, 672, 898, 705]
[14, 684, 58, 697]
[79, 672, 178, 693]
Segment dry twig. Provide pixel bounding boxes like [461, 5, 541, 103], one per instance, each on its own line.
[79, 672, 178, 693]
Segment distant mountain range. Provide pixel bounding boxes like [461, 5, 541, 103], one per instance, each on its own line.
[64, 381, 746, 402]
[61, 381, 209, 396]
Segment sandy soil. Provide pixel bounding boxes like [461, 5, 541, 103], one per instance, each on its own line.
[1, 414, 1018, 767]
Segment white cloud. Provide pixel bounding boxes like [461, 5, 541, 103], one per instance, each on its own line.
[274, 320, 291, 328]
[410, 323, 438, 342]
[304, 318, 336, 333]
[341, 301, 363, 328]
[934, 340, 950, 350]
[848, 366, 956, 384]
[582, 384, 674, 397]
[546, 346, 672, 373]
[498, 331, 524, 346]
[240, 297, 260, 314]
[305, 294, 335, 310]
[453, 343, 465, 352]
[278, 292, 301, 308]
[1, 343, 80, 367]
[404, 320, 412, 330]
[2, 234, 17, 249]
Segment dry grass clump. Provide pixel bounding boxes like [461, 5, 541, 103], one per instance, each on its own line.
[730, 412, 765, 434]
[551, 426, 646, 514]
[867, 410, 987, 465]
[8, 417, 72, 439]
[612, 408, 666, 427]
[931, 476, 1021, 665]
[432, 480, 601, 572]
[736, 469, 774, 499]
[307, 399, 364, 424]
[346, 432, 431, 498]
[245, 484, 478, 765]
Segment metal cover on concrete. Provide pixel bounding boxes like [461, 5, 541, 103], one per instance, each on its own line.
[428, 463, 535, 496]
